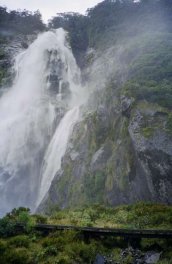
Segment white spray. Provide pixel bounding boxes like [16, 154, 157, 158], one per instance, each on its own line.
[0, 29, 86, 215]
[37, 107, 80, 206]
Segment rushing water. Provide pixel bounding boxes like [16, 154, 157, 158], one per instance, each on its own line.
[37, 107, 79, 206]
[0, 29, 85, 215]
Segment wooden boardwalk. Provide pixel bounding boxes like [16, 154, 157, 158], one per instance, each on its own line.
[32, 224, 172, 239]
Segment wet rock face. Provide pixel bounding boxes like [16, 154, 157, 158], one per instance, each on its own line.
[120, 95, 134, 117]
[2, 33, 37, 60]
[144, 252, 161, 264]
[93, 249, 161, 264]
[46, 96, 172, 211]
[129, 104, 172, 204]
[120, 248, 161, 264]
[39, 57, 172, 211]
[94, 254, 106, 264]
[41, 90, 172, 211]
[46, 50, 71, 101]
[0, 33, 37, 89]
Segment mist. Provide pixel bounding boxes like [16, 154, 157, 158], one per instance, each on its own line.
[0, 0, 172, 226]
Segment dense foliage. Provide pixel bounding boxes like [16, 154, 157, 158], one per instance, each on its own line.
[0, 203, 172, 264]
[45, 203, 172, 230]
[48, 13, 89, 59]
[122, 33, 172, 109]
[0, 6, 45, 34]
[0, 208, 34, 237]
[48, 0, 172, 50]
[0, 6, 45, 88]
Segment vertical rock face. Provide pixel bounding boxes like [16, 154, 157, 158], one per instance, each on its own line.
[40, 85, 172, 212]
[0, 33, 38, 93]
[129, 103, 172, 204]
[39, 31, 172, 212]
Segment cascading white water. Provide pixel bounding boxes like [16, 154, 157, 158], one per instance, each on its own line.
[37, 107, 79, 206]
[0, 28, 86, 215]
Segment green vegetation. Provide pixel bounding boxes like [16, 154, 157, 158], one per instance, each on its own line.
[121, 33, 172, 110]
[47, 203, 172, 230]
[47, 0, 172, 210]
[0, 6, 45, 34]
[0, 230, 112, 264]
[0, 6, 45, 88]
[142, 127, 155, 138]
[48, 13, 89, 62]
[84, 171, 106, 204]
[0, 207, 35, 237]
[0, 203, 171, 263]
[48, 0, 172, 52]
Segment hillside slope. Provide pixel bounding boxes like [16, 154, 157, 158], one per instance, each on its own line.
[40, 0, 172, 211]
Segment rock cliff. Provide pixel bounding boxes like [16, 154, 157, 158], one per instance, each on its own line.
[39, 31, 172, 212]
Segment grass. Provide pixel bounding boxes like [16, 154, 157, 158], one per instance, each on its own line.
[0, 203, 172, 263]
[47, 203, 172, 230]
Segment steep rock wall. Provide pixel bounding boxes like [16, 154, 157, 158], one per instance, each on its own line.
[39, 88, 172, 212]
[39, 32, 172, 212]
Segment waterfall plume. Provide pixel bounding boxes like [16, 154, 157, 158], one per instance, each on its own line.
[0, 28, 86, 215]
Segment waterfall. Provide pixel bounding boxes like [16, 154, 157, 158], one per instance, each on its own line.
[37, 107, 79, 206]
[0, 29, 85, 215]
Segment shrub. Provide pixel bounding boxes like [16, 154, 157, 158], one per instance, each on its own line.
[44, 245, 58, 256]
[56, 255, 73, 264]
[32, 214, 47, 224]
[8, 235, 30, 248]
[0, 239, 7, 254]
[0, 217, 16, 237]
[3, 248, 31, 264]
[0, 207, 35, 236]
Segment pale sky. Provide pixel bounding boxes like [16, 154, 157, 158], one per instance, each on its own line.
[0, 0, 102, 22]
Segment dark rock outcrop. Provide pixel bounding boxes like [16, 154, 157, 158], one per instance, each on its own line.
[40, 87, 172, 212]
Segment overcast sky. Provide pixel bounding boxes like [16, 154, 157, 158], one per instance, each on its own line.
[0, 0, 102, 22]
